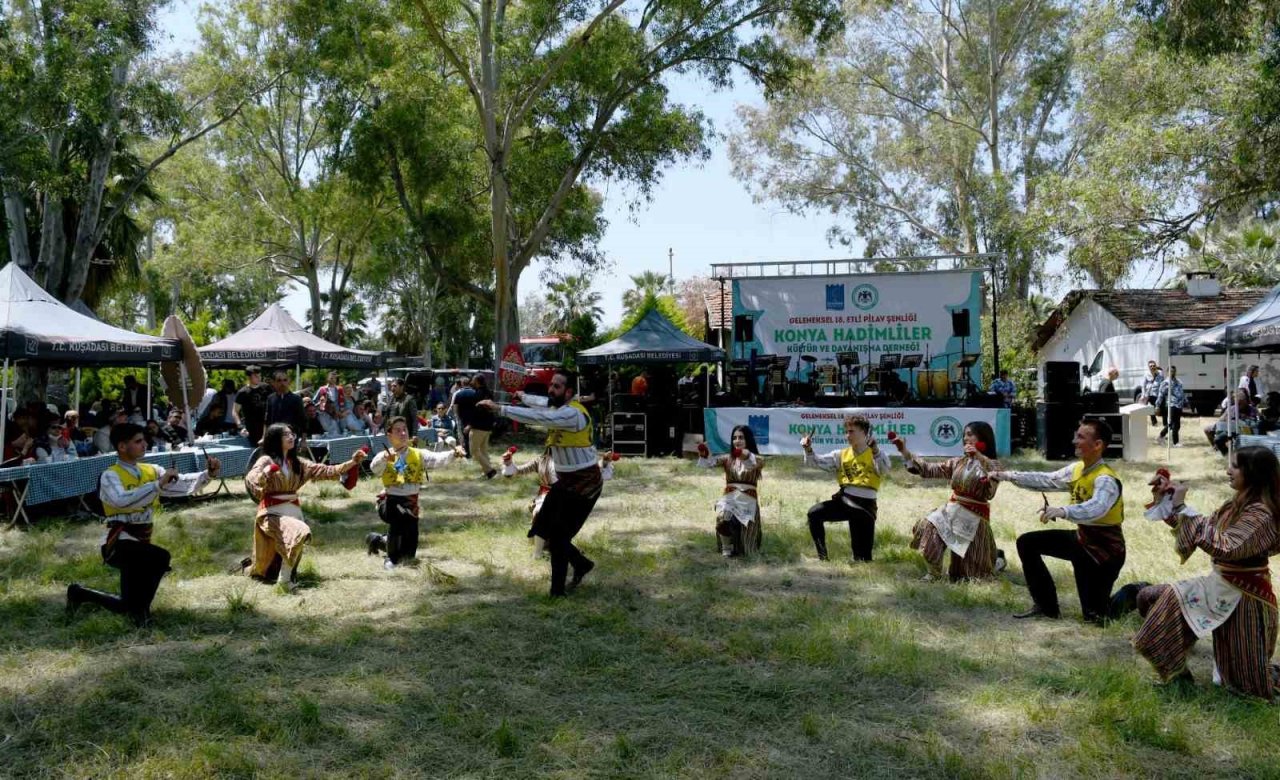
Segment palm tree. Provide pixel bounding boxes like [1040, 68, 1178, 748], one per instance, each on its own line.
[621, 270, 670, 316]
[545, 274, 603, 330]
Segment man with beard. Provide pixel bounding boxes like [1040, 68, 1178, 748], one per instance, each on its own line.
[479, 370, 601, 597]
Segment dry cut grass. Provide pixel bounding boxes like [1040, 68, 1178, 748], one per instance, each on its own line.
[2, 424, 1279, 779]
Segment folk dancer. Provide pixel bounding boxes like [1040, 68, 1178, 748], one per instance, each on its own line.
[240, 423, 365, 590]
[800, 415, 891, 562]
[892, 421, 1004, 581]
[1133, 447, 1280, 699]
[365, 416, 466, 569]
[66, 423, 221, 626]
[502, 445, 617, 559]
[478, 370, 601, 596]
[991, 419, 1125, 623]
[695, 425, 765, 558]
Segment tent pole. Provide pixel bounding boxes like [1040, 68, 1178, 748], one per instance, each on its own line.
[296, 364, 301, 392]
[74, 368, 81, 412]
[179, 362, 194, 446]
[1, 358, 8, 456]
[146, 365, 152, 421]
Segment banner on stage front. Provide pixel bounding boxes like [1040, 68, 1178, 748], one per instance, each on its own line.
[703, 407, 1010, 458]
[732, 270, 983, 381]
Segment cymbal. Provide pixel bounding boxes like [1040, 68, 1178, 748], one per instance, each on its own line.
[800, 355, 818, 363]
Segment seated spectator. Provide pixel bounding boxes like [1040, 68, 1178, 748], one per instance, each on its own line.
[143, 419, 166, 452]
[314, 395, 342, 437]
[93, 409, 129, 456]
[1260, 391, 1280, 435]
[303, 398, 329, 438]
[160, 408, 188, 447]
[63, 410, 93, 456]
[1205, 388, 1258, 454]
[341, 384, 366, 432]
[4, 408, 37, 464]
[429, 402, 456, 449]
[34, 419, 79, 463]
[367, 406, 384, 436]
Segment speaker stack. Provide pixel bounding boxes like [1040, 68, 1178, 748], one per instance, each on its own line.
[1038, 361, 1082, 460]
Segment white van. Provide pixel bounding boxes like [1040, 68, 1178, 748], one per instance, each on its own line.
[1083, 329, 1278, 415]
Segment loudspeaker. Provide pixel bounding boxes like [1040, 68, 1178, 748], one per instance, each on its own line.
[1044, 361, 1081, 403]
[1037, 401, 1081, 460]
[734, 315, 754, 342]
[1081, 391, 1119, 414]
[1082, 412, 1124, 458]
[951, 310, 970, 339]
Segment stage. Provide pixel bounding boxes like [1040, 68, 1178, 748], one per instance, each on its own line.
[703, 406, 1011, 458]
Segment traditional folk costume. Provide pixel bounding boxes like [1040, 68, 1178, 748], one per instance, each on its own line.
[1133, 499, 1280, 699]
[696, 449, 764, 558]
[1002, 461, 1126, 620]
[244, 455, 346, 584]
[906, 452, 1000, 580]
[803, 444, 891, 561]
[504, 450, 615, 559]
[494, 398, 601, 596]
[67, 461, 211, 625]
[367, 444, 460, 566]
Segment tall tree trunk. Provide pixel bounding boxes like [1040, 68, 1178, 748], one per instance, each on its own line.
[65, 61, 128, 304]
[2, 186, 32, 270]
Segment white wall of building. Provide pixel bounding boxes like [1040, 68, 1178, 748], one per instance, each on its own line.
[1036, 299, 1133, 394]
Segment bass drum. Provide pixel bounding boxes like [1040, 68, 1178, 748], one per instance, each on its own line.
[916, 369, 950, 400]
[243, 446, 263, 500]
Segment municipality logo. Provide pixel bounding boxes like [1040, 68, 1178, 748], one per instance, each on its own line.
[852, 283, 879, 310]
[825, 284, 845, 311]
[748, 414, 770, 445]
[930, 416, 963, 447]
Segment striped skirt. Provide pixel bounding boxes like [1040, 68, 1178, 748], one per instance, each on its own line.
[1133, 583, 1280, 700]
[911, 513, 997, 580]
[715, 506, 762, 558]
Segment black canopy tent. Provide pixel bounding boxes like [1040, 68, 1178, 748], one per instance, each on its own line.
[200, 304, 385, 380]
[0, 263, 183, 445]
[1170, 283, 1280, 355]
[578, 309, 726, 405]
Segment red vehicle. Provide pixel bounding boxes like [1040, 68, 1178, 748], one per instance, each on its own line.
[520, 335, 572, 395]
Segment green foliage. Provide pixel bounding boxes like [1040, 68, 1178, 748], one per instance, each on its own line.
[610, 292, 696, 340]
[1181, 215, 1280, 288]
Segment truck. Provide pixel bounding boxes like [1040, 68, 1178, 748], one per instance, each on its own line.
[520, 334, 573, 395]
[1082, 329, 1279, 415]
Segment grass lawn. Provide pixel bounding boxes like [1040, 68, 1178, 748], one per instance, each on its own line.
[3, 422, 1280, 778]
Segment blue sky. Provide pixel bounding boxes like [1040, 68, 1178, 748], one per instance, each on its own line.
[154, 2, 1168, 331]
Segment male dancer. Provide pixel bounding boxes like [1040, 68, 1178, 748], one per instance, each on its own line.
[991, 419, 1125, 623]
[366, 416, 466, 568]
[800, 415, 891, 561]
[66, 423, 221, 626]
[478, 370, 601, 596]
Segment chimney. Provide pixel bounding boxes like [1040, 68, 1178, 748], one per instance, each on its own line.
[1186, 271, 1221, 298]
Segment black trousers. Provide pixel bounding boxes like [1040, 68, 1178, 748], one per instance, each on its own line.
[806, 495, 877, 561]
[374, 494, 419, 564]
[76, 539, 171, 622]
[1159, 407, 1183, 445]
[535, 482, 600, 596]
[1015, 529, 1125, 619]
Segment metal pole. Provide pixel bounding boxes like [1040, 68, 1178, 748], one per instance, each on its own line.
[179, 362, 194, 446]
[146, 365, 152, 421]
[74, 367, 81, 412]
[1, 358, 8, 455]
[989, 265, 1001, 379]
[296, 364, 301, 392]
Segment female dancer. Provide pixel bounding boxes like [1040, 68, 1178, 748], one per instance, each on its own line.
[241, 423, 366, 590]
[695, 425, 764, 558]
[892, 422, 1001, 581]
[1132, 446, 1280, 699]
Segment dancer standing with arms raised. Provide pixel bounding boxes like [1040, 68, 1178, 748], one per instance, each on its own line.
[479, 370, 601, 596]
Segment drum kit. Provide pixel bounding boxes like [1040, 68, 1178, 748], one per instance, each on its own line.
[742, 350, 981, 405]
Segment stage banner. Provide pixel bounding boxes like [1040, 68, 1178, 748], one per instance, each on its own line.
[732, 270, 983, 382]
[703, 407, 1010, 458]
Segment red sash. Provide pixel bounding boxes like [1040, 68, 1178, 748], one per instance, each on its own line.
[1218, 563, 1276, 609]
[948, 494, 990, 519]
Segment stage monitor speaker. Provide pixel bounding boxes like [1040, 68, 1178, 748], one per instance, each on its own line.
[734, 315, 754, 342]
[1044, 361, 1081, 403]
[1037, 401, 1081, 460]
[951, 310, 971, 339]
[1081, 391, 1119, 414]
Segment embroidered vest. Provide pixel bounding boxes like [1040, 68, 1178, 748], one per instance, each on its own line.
[545, 400, 593, 448]
[381, 447, 425, 487]
[1069, 461, 1124, 526]
[103, 462, 162, 518]
[837, 447, 881, 492]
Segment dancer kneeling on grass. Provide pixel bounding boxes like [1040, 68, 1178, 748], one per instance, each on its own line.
[990, 419, 1125, 623]
[67, 423, 221, 627]
[800, 415, 891, 562]
[478, 369, 600, 597]
[695, 425, 765, 558]
[891, 421, 1005, 581]
[366, 416, 466, 569]
[240, 423, 365, 590]
[503, 445, 617, 559]
[1132, 446, 1280, 699]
